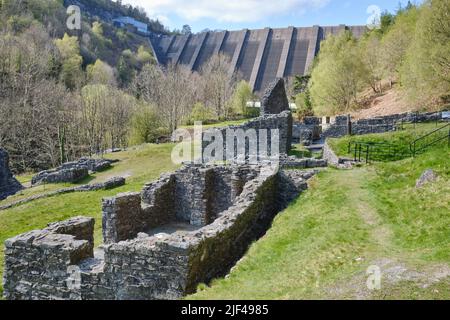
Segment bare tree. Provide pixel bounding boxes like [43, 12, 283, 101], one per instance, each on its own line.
[199, 54, 237, 119]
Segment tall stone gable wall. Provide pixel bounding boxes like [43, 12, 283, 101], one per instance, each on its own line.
[0, 148, 23, 201]
[260, 78, 290, 115]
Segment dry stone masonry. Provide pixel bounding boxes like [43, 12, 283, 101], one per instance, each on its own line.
[31, 158, 117, 186]
[3, 74, 325, 300]
[202, 78, 293, 160]
[0, 148, 23, 201]
[293, 111, 445, 144]
[3, 163, 319, 300]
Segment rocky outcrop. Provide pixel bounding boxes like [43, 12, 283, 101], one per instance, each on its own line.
[0, 148, 23, 201]
[416, 169, 438, 188]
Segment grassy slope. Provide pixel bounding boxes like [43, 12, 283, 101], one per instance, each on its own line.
[190, 142, 449, 300]
[0, 143, 179, 295]
[1, 128, 449, 299]
[328, 123, 446, 160]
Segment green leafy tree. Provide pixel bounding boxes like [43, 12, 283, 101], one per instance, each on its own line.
[293, 75, 311, 95]
[54, 33, 83, 89]
[295, 91, 314, 120]
[136, 45, 155, 65]
[309, 31, 366, 115]
[87, 59, 117, 86]
[231, 80, 254, 117]
[128, 103, 165, 145]
[92, 21, 103, 36]
[189, 102, 216, 124]
[400, 0, 450, 105]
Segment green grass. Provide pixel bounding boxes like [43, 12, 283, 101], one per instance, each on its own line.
[370, 147, 450, 261]
[328, 122, 447, 160]
[1, 127, 449, 299]
[289, 144, 312, 158]
[0, 143, 179, 296]
[189, 138, 449, 300]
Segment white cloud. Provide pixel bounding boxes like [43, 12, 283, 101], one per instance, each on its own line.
[121, 0, 330, 23]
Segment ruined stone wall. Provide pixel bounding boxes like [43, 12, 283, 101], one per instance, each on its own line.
[351, 112, 442, 135]
[3, 217, 94, 300]
[202, 78, 293, 160]
[31, 158, 117, 186]
[0, 148, 23, 200]
[295, 111, 444, 141]
[3, 164, 318, 300]
[202, 111, 293, 162]
[101, 165, 263, 244]
[322, 115, 351, 138]
[293, 117, 323, 145]
[322, 141, 340, 166]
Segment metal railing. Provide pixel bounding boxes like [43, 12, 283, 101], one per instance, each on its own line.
[410, 123, 450, 157]
[395, 112, 450, 131]
[348, 141, 411, 164]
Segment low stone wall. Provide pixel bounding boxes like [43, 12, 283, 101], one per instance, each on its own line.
[351, 111, 442, 135]
[281, 156, 328, 169]
[297, 111, 444, 141]
[3, 164, 318, 300]
[3, 217, 95, 300]
[202, 111, 293, 161]
[322, 115, 351, 138]
[0, 177, 125, 211]
[32, 158, 117, 186]
[0, 148, 23, 200]
[322, 141, 340, 166]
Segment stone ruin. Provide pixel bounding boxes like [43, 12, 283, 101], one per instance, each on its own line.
[293, 111, 445, 145]
[0, 148, 23, 201]
[260, 78, 290, 116]
[3, 76, 326, 300]
[202, 78, 293, 160]
[32, 158, 117, 186]
[3, 164, 319, 300]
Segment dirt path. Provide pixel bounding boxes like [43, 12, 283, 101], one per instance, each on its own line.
[324, 169, 449, 299]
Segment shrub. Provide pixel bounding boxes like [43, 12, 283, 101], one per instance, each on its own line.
[188, 103, 216, 125]
[128, 104, 167, 145]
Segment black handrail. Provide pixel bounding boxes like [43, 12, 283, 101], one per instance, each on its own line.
[348, 141, 410, 164]
[410, 123, 450, 157]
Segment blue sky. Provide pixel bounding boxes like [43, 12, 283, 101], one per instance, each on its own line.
[121, 0, 423, 32]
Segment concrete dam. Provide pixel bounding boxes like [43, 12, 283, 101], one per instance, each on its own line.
[149, 25, 367, 93]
